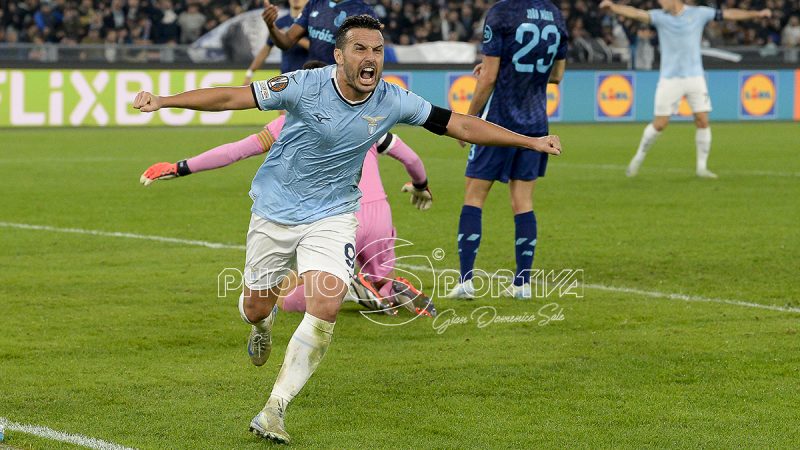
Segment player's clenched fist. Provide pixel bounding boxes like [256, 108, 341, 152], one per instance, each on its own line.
[401, 182, 433, 210]
[531, 135, 562, 155]
[133, 91, 162, 113]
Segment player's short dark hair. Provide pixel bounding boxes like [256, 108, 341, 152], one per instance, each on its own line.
[334, 15, 382, 50]
[302, 60, 327, 70]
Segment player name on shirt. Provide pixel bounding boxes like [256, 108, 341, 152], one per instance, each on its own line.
[526, 8, 554, 21]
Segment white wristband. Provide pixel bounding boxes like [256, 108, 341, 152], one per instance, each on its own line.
[245, 69, 254, 78]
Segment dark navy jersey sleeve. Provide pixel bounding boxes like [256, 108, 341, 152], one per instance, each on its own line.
[555, 9, 569, 59]
[481, 6, 505, 57]
[295, 1, 312, 30]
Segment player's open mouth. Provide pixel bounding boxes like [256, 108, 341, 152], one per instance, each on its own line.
[359, 67, 376, 84]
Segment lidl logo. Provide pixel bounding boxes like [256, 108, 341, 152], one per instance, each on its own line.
[448, 73, 477, 114]
[677, 96, 693, 117]
[546, 83, 561, 121]
[383, 73, 410, 90]
[596, 73, 634, 120]
[739, 72, 777, 119]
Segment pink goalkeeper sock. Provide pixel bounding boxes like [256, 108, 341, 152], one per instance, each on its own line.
[378, 281, 394, 301]
[281, 286, 307, 312]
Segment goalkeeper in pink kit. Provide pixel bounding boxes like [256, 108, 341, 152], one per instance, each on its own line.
[142, 109, 436, 317]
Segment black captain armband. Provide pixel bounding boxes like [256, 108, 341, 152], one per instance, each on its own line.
[376, 133, 395, 153]
[714, 7, 724, 21]
[176, 159, 192, 176]
[422, 106, 452, 135]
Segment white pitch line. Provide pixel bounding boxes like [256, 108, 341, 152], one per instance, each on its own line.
[582, 282, 800, 314]
[2, 221, 797, 315]
[0, 417, 135, 450]
[553, 162, 800, 178]
[392, 262, 800, 314]
[0, 222, 245, 250]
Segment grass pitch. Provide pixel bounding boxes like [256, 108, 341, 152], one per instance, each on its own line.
[1, 122, 799, 448]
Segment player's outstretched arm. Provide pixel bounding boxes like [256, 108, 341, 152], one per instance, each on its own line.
[722, 8, 771, 21]
[599, 0, 650, 24]
[139, 131, 273, 186]
[139, 117, 283, 186]
[440, 111, 561, 155]
[133, 87, 256, 113]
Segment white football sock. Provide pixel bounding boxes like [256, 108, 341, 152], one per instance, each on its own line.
[696, 127, 712, 171]
[269, 313, 335, 407]
[634, 123, 661, 161]
[238, 292, 273, 331]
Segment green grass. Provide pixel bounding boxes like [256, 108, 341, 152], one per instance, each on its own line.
[1, 123, 799, 448]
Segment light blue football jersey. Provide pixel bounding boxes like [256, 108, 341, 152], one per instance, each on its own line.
[249, 66, 432, 225]
[649, 6, 718, 78]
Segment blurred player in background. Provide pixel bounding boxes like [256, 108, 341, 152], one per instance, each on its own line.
[600, 0, 772, 178]
[243, 0, 310, 85]
[132, 15, 561, 444]
[447, 0, 568, 300]
[140, 64, 437, 319]
[262, 0, 376, 65]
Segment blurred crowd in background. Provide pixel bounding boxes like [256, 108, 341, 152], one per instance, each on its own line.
[1, 0, 798, 56]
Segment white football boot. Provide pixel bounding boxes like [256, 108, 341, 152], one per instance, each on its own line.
[249, 397, 290, 444]
[247, 305, 277, 367]
[444, 279, 475, 299]
[696, 168, 718, 179]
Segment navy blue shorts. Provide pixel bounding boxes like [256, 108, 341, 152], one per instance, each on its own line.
[465, 144, 549, 183]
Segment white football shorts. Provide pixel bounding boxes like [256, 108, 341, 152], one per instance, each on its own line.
[244, 212, 359, 290]
[654, 76, 712, 117]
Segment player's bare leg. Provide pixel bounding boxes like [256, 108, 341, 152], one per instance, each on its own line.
[508, 180, 537, 299]
[250, 270, 346, 444]
[628, 115, 669, 177]
[446, 177, 493, 298]
[240, 285, 281, 366]
[693, 112, 716, 178]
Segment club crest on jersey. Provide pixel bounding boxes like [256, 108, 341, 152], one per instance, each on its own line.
[334, 10, 347, 27]
[362, 115, 386, 135]
[268, 75, 289, 92]
[483, 24, 493, 43]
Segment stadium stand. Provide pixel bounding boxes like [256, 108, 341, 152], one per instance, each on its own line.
[1, 0, 798, 63]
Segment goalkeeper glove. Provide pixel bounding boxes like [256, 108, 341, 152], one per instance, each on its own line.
[140, 160, 191, 186]
[401, 180, 433, 211]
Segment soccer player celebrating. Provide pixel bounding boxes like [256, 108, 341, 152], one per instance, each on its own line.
[140, 64, 436, 318]
[600, 0, 771, 178]
[243, 0, 310, 85]
[446, 0, 568, 300]
[132, 15, 561, 444]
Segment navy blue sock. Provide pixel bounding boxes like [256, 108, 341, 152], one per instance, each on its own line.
[514, 211, 537, 286]
[457, 205, 482, 282]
